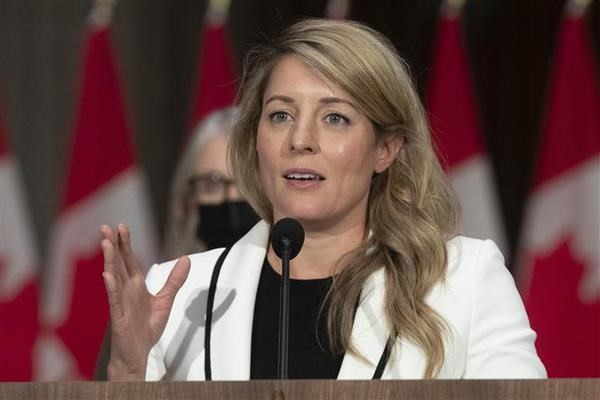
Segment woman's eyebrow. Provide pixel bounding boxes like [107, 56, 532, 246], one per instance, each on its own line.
[264, 95, 357, 110]
[319, 96, 355, 108]
[320, 97, 360, 115]
[264, 95, 294, 106]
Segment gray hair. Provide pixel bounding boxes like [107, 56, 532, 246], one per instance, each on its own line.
[163, 106, 239, 260]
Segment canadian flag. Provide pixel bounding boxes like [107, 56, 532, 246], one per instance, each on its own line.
[186, 0, 237, 138]
[0, 98, 40, 381]
[36, 3, 158, 380]
[426, 0, 507, 254]
[517, 0, 599, 377]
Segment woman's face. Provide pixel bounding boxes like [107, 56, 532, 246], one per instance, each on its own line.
[256, 55, 400, 230]
[191, 134, 242, 205]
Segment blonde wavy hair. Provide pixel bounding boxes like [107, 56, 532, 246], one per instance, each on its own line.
[230, 19, 458, 377]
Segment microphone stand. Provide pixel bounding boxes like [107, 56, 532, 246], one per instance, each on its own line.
[271, 217, 304, 380]
[277, 237, 291, 380]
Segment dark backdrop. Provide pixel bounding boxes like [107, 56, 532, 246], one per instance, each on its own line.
[0, 0, 598, 275]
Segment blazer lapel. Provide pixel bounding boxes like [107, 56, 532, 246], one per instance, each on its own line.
[209, 221, 270, 380]
[337, 265, 460, 379]
[337, 268, 390, 379]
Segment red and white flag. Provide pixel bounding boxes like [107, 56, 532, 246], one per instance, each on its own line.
[186, 0, 236, 139]
[36, 2, 158, 380]
[0, 97, 40, 381]
[517, 0, 599, 378]
[426, 0, 507, 254]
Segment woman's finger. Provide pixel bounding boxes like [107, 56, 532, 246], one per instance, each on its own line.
[100, 224, 118, 244]
[156, 256, 191, 302]
[100, 226, 128, 286]
[117, 223, 143, 279]
[101, 237, 125, 287]
[102, 271, 124, 321]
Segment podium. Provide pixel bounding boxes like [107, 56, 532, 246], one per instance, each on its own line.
[1, 380, 598, 399]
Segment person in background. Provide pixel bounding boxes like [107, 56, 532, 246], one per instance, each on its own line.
[100, 18, 546, 380]
[94, 106, 258, 379]
[163, 106, 259, 259]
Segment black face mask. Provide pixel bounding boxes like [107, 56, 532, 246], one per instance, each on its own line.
[196, 201, 260, 249]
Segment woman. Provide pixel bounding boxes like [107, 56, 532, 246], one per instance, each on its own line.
[163, 106, 258, 259]
[100, 18, 546, 380]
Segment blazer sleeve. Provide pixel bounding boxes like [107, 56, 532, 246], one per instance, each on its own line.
[464, 240, 547, 378]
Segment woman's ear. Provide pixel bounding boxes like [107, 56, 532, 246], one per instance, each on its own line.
[374, 134, 404, 173]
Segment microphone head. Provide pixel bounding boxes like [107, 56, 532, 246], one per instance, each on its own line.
[270, 218, 305, 260]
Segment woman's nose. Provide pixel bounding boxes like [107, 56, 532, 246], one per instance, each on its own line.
[289, 118, 320, 154]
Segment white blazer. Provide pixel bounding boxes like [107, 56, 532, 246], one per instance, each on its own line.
[145, 221, 546, 380]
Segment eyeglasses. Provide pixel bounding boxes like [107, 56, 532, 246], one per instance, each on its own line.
[188, 171, 237, 204]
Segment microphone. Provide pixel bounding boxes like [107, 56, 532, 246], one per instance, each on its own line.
[270, 218, 305, 380]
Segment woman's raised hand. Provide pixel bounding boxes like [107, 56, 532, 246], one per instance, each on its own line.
[100, 223, 190, 381]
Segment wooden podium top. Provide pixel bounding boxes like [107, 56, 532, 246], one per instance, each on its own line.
[1, 379, 598, 400]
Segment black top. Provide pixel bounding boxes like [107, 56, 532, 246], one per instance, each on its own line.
[250, 259, 344, 379]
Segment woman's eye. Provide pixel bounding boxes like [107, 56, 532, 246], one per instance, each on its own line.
[270, 111, 290, 123]
[325, 113, 349, 125]
[196, 180, 221, 195]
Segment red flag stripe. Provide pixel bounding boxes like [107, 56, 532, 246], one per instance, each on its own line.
[426, 7, 482, 168]
[64, 25, 135, 209]
[0, 281, 39, 381]
[0, 95, 40, 382]
[534, 11, 600, 187]
[426, 2, 507, 254]
[187, 21, 237, 138]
